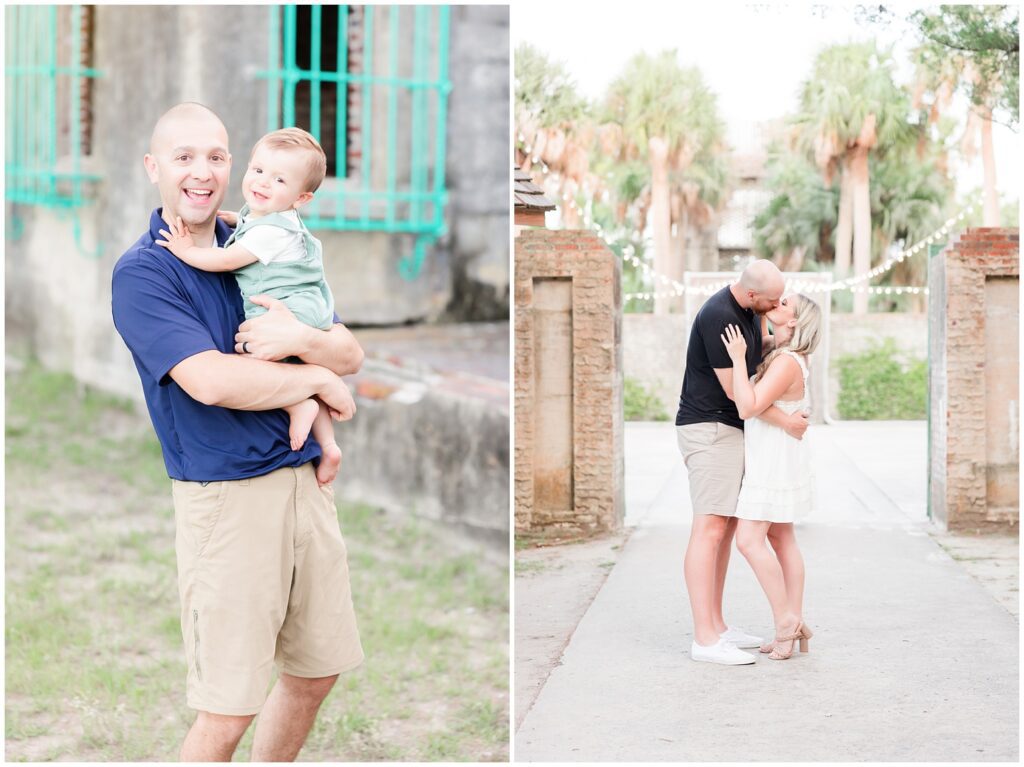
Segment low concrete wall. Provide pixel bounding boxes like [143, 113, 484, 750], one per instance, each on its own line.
[623, 311, 928, 421]
[334, 358, 509, 550]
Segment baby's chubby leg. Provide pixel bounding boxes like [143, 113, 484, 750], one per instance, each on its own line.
[283, 399, 320, 451]
[311, 401, 343, 486]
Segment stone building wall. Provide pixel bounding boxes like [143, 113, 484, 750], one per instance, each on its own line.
[929, 228, 1019, 531]
[515, 229, 624, 536]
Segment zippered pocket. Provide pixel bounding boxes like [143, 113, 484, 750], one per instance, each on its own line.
[193, 609, 202, 682]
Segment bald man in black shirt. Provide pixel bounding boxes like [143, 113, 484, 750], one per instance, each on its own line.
[676, 260, 809, 665]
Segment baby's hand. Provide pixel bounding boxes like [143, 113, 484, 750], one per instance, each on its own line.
[721, 323, 747, 361]
[156, 216, 196, 257]
[217, 209, 239, 227]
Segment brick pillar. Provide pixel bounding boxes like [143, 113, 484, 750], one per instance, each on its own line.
[515, 230, 624, 536]
[929, 227, 1019, 531]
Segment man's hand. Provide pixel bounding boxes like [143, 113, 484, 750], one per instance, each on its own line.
[783, 411, 810, 441]
[235, 295, 310, 361]
[217, 209, 239, 227]
[319, 376, 356, 421]
[156, 215, 196, 258]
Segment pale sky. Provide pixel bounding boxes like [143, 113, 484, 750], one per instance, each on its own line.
[512, 1, 1020, 203]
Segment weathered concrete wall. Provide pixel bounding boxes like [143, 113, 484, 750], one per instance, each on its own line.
[333, 359, 509, 550]
[623, 311, 929, 422]
[444, 5, 510, 321]
[929, 228, 1019, 532]
[622, 314, 688, 419]
[515, 229, 624, 537]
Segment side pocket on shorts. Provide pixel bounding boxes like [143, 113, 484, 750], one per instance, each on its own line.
[173, 481, 230, 557]
[677, 422, 717, 458]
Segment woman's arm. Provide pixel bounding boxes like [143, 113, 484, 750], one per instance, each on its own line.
[721, 324, 800, 419]
[157, 215, 257, 272]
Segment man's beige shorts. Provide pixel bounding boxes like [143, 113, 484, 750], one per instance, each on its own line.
[172, 463, 364, 716]
[676, 422, 744, 517]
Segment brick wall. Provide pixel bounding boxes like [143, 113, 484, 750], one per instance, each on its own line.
[515, 229, 624, 536]
[929, 227, 1019, 531]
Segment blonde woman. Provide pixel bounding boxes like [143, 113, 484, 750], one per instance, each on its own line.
[721, 293, 822, 661]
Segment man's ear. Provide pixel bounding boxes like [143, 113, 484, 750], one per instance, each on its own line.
[144, 154, 159, 184]
[292, 191, 314, 210]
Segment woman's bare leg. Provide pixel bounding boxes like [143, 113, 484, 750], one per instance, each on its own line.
[735, 519, 799, 641]
[767, 523, 805, 620]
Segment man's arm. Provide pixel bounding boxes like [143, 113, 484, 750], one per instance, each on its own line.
[713, 367, 808, 440]
[759, 405, 808, 439]
[233, 295, 364, 376]
[169, 350, 356, 418]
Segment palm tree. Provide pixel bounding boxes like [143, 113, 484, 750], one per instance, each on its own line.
[603, 51, 727, 314]
[869, 136, 953, 311]
[752, 148, 838, 273]
[794, 42, 912, 313]
[514, 43, 594, 228]
[911, 35, 1002, 226]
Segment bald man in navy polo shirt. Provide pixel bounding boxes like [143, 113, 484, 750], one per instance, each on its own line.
[112, 103, 364, 761]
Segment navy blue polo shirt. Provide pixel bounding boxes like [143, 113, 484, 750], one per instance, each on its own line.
[111, 208, 324, 481]
[675, 285, 763, 431]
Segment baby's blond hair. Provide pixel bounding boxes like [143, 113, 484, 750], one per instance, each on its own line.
[251, 127, 327, 193]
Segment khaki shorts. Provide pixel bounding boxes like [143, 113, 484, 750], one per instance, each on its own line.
[676, 422, 744, 517]
[172, 463, 364, 716]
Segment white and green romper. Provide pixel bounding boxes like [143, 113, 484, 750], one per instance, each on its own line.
[226, 204, 335, 331]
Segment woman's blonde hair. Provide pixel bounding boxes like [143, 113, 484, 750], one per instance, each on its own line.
[754, 293, 822, 383]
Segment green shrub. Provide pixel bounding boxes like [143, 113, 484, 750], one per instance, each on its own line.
[836, 339, 927, 419]
[624, 377, 670, 421]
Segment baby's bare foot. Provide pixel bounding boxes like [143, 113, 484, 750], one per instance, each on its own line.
[316, 443, 343, 486]
[287, 399, 320, 451]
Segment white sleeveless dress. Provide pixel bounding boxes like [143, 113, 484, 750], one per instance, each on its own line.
[734, 350, 815, 523]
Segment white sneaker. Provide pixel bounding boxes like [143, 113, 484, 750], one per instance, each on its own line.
[720, 625, 764, 649]
[690, 637, 756, 665]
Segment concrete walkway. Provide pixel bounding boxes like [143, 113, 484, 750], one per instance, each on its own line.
[516, 421, 1019, 762]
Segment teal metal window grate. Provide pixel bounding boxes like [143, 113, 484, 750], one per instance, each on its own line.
[5, 5, 101, 211]
[260, 5, 451, 279]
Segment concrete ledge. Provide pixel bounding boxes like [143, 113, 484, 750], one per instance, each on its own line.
[333, 356, 509, 550]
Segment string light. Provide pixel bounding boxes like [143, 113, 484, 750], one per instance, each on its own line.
[618, 201, 978, 299]
[518, 162, 976, 300]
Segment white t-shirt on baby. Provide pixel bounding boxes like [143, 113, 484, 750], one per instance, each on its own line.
[236, 209, 306, 265]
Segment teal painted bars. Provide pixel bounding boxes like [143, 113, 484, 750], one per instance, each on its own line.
[260, 5, 451, 279]
[4, 5, 101, 210]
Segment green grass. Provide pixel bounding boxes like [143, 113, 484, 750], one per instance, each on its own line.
[6, 361, 509, 761]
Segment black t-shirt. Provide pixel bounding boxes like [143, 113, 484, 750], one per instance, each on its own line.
[675, 285, 762, 430]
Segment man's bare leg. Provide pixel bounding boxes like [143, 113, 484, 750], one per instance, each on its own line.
[683, 513, 730, 646]
[711, 515, 738, 634]
[180, 711, 255, 761]
[250, 673, 338, 761]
